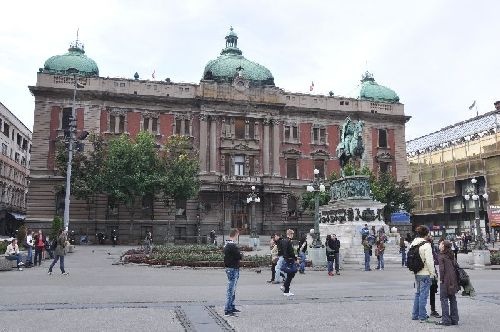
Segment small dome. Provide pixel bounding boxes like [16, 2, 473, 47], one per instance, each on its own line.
[43, 40, 99, 77]
[358, 72, 399, 103]
[203, 27, 274, 86]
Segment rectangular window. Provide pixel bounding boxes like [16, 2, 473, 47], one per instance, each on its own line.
[284, 126, 290, 141]
[109, 115, 116, 132]
[292, 126, 298, 140]
[16, 134, 22, 146]
[234, 155, 245, 176]
[224, 155, 231, 175]
[249, 156, 255, 176]
[314, 159, 325, 178]
[184, 119, 190, 135]
[2, 123, 9, 137]
[286, 158, 297, 179]
[312, 127, 326, 144]
[1, 143, 6, 155]
[235, 119, 245, 139]
[175, 199, 187, 218]
[143, 118, 150, 131]
[175, 119, 182, 135]
[14, 152, 20, 163]
[118, 115, 125, 133]
[62, 107, 72, 130]
[378, 129, 388, 148]
[380, 161, 390, 173]
[320, 128, 326, 143]
[313, 128, 319, 142]
[284, 125, 298, 142]
[152, 118, 158, 133]
[22, 139, 28, 150]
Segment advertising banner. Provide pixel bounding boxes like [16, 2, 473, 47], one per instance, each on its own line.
[488, 205, 500, 227]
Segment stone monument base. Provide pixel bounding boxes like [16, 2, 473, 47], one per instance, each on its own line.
[308, 247, 327, 266]
[472, 250, 491, 269]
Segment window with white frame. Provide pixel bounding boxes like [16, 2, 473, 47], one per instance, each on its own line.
[142, 113, 159, 134]
[109, 112, 126, 133]
[234, 155, 245, 176]
[312, 126, 327, 145]
[175, 118, 191, 136]
[284, 123, 299, 142]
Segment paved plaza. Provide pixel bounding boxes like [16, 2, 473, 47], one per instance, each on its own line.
[1, 245, 499, 332]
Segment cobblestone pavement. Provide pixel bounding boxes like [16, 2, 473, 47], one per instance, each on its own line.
[0, 246, 499, 332]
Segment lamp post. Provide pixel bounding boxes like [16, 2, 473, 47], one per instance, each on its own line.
[63, 68, 80, 231]
[246, 185, 260, 249]
[306, 168, 326, 248]
[464, 177, 488, 250]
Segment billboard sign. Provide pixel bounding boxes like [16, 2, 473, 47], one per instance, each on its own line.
[488, 205, 500, 227]
[391, 211, 411, 224]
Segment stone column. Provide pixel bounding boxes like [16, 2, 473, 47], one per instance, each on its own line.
[263, 118, 270, 176]
[199, 114, 208, 173]
[210, 116, 217, 173]
[272, 119, 280, 176]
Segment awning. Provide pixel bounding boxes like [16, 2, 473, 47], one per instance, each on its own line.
[7, 212, 26, 221]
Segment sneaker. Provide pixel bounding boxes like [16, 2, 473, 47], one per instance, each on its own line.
[271, 281, 280, 284]
[283, 292, 294, 296]
[231, 308, 241, 313]
[328, 272, 334, 276]
[47, 271, 52, 275]
[419, 319, 433, 324]
[266, 280, 274, 283]
[224, 311, 236, 317]
[18, 262, 24, 266]
[430, 311, 442, 318]
[280, 286, 285, 291]
[18, 268, 23, 271]
[62, 272, 69, 276]
[336, 271, 340, 275]
[435, 321, 451, 326]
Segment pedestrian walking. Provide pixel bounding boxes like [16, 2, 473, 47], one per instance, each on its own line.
[400, 236, 408, 266]
[362, 235, 372, 271]
[409, 225, 436, 322]
[375, 239, 385, 270]
[223, 228, 242, 316]
[34, 230, 45, 266]
[267, 237, 278, 283]
[25, 230, 34, 266]
[48, 229, 69, 275]
[281, 229, 297, 296]
[297, 235, 307, 274]
[451, 239, 458, 261]
[273, 233, 285, 284]
[436, 240, 460, 326]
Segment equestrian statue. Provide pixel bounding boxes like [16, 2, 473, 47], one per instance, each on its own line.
[336, 117, 365, 176]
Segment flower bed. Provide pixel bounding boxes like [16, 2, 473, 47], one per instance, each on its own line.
[121, 244, 270, 268]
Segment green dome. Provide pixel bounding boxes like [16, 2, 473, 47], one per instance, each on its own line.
[203, 27, 274, 86]
[359, 72, 399, 103]
[43, 41, 99, 77]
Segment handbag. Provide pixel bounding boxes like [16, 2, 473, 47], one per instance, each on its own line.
[280, 260, 298, 274]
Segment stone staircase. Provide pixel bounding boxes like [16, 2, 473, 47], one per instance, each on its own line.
[341, 236, 403, 265]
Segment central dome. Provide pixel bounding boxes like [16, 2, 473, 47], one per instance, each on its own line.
[43, 40, 99, 77]
[358, 72, 399, 103]
[203, 27, 274, 86]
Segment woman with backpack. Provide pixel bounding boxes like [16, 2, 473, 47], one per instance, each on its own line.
[436, 240, 460, 326]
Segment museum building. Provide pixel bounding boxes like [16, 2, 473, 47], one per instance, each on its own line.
[26, 28, 409, 242]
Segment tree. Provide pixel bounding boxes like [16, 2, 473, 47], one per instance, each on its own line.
[101, 132, 162, 234]
[370, 171, 416, 221]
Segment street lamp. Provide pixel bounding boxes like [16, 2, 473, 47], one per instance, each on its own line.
[307, 168, 326, 248]
[247, 185, 260, 249]
[463, 177, 488, 250]
[63, 68, 80, 231]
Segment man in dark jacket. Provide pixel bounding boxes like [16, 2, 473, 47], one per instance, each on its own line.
[281, 229, 297, 296]
[224, 228, 243, 316]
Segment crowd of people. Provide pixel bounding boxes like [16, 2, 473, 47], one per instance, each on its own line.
[3, 228, 69, 275]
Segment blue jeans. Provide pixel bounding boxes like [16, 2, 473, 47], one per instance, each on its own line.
[412, 275, 431, 320]
[327, 260, 334, 273]
[275, 256, 285, 282]
[377, 253, 384, 269]
[298, 252, 306, 272]
[48, 255, 65, 273]
[6, 254, 23, 267]
[364, 250, 371, 271]
[27, 246, 33, 264]
[224, 268, 239, 313]
[401, 249, 407, 266]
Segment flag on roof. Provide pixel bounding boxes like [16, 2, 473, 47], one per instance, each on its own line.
[468, 100, 476, 110]
[309, 81, 314, 91]
[152, 70, 156, 80]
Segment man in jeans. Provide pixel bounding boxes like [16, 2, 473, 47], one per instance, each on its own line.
[273, 233, 285, 284]
[223, 228, 242, 317]
[4, 239, 24, 271]
[410, 225, 436, 322]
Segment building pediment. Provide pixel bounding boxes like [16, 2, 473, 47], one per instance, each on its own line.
[376, 150, 393, 162]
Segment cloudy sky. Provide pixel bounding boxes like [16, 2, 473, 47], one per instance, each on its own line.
[0, 0, 498, 140]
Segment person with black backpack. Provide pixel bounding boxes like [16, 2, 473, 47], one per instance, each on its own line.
[408, 225, 436, 323]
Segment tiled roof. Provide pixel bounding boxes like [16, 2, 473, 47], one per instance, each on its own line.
[406, 110, 499, 154]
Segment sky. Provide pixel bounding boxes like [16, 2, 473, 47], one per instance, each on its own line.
[0, 0, 499, 140]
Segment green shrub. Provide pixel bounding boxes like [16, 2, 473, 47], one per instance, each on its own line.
[491, 251, 500, 265]
[0, 241, 8, 254]
[51, 216, 64, 239]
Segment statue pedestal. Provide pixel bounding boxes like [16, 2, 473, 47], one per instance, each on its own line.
[249, 236, 260, 250]
[308, 247, 327, 266]
[472, 250, 491, 269]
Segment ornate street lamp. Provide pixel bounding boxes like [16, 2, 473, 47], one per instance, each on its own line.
[246, 185, 260, 248]
[463, 177, 488, 250]
[306, 168, 326, 248]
